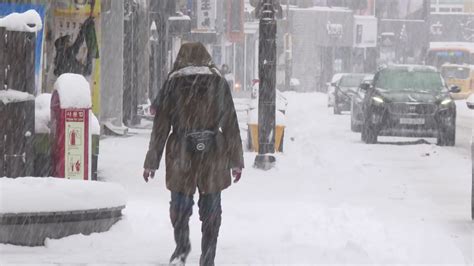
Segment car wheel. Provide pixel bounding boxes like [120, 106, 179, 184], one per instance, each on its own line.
[351, 116, 361, 132]
[333, 91, 341, 114]
[350, 102, 361, 132]
[437, 125, 455, 146]
[361, 114, 378, 144]
[333, 99, 341, 115]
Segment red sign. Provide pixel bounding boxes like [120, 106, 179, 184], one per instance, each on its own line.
[66, 110, 85, 122]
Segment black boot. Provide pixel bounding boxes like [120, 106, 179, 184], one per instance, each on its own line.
[169, 222, 191, 265]
[198, 193, 222, 266]
[170, 193, 194, 265]
[199, 215, 220, 266]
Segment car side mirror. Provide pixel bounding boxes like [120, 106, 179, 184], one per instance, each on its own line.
[449, 85, 461, 93]
[467, 95, 474, 109]
[360, 83, 371, 91]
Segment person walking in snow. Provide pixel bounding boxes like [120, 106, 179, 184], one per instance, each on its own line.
[143, 42, 244, 266]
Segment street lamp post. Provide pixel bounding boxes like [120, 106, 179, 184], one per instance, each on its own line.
[254, 0, 277, 170]
[285, 0, 291, 90]
[284, 0, 291, 92]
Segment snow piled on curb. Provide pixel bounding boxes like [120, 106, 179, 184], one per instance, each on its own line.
[0, 177, 127, 213]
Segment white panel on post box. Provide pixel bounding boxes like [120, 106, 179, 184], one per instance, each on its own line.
[65, 109, 87, 180]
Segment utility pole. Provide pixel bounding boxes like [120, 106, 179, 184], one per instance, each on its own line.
[123, 0, 137, 126]
[284, 0, 291, 91]
[254, 0, 277, 170]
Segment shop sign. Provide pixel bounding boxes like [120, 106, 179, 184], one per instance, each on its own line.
[354, 16, 377, 48]
[197, 0, 216, 31]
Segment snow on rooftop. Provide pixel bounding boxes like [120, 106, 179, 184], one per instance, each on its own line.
[0, 177, 127, 214]
[0, 89, 35, 105]
[54, 74, 92, 109]
[35, 93, 52, 134]
[0, 9, 43, 33]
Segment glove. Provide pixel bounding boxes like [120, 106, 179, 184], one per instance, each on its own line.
[143, 169, 155, 183]
[232, 168, 242, 183]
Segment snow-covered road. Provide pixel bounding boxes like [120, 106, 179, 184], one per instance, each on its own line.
[1, 92, 472, 265]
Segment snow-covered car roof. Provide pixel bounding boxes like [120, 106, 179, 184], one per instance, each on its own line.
[330, 73, 347, 82]
[364, 74, 374, 80]
[332, 73, 371, 82]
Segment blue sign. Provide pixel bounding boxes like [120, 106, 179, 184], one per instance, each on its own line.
[0, 3, 46, 93]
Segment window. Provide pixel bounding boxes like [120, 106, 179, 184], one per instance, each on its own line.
[376, 70, 444, 91]
[441, 67, 470, 80]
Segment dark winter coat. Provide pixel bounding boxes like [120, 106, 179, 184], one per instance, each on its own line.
[144, 43, 244, 195]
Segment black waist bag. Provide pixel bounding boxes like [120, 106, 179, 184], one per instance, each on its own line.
[185, 130, 216, 153]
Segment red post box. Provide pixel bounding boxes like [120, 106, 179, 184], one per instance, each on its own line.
[51, 74, 92, 180]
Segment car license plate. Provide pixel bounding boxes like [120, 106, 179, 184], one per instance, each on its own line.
[400, 118, 425, 125]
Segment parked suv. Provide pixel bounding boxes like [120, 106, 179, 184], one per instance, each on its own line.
[360, 65, 460, 145]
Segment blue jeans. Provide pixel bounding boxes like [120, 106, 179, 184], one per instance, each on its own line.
[170, 192, 222, 266]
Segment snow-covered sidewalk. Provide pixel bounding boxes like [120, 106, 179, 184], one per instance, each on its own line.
[1, 92, 472, 264]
